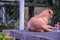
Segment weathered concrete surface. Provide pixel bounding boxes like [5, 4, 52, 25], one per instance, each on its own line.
[3, 30, 60, 40]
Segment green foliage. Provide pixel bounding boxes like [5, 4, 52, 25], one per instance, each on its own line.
[0, 32, 15, 40]
[5, 24, 14, 29]
[51, 6, 60, 26]
[3, 36, 10, 40]
[25, 0, 48, 6]
[2, 2, 19, 29]
[14, 20, 19, 29]
[0, 24, 14, 32]
[0, 35, 4, 40]
[5, 2, 19, 20]
[25, 0, 60, 6]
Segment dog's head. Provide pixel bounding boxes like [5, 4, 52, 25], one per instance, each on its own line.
[39, 9, 54, 19]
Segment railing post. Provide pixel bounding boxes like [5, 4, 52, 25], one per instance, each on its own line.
[19, 0, 24, 30]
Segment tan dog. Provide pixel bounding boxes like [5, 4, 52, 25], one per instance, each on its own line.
[27, 9, 54, 32]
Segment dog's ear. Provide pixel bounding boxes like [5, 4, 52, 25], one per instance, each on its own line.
[48, 9, 54, 18]
[49, 11, 51, 16]
[49, 9, 54, 15]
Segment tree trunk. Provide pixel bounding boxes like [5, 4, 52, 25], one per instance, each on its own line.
[28, 6, 34, 20]
[47, 0, 53, 6]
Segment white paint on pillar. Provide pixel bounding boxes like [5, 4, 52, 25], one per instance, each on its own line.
[19, 0, 24, 30]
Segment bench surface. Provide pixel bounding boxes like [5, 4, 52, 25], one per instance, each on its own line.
[3, 30, 60, 40]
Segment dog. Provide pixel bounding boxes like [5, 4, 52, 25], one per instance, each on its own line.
[27, 9, 54, 32]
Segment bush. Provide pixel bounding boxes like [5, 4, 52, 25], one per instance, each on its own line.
[0, 32, 15, 40]
[0, 23, 15, 32]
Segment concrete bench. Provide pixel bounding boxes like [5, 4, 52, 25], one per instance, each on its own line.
[3, 30, 60, 40]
